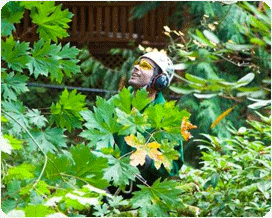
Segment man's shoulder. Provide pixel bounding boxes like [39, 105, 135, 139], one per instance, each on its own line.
[154, 91, 165, 104]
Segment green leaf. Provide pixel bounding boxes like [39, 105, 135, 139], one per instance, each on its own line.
[203, 30, 220, 44]
[93, 204, 110, 217]
[22, 1, 73, 42]
[112, 87, 133, 113]
[36, 180, 50, 196]
[3, 134, 23, 150]
[1, 72, 29, 101]
[145, 101, 190, 131]
[22, 204, 55, 217]
[132, 88, 152, 112]
[194, 93, 218, 99]
[1, 1, 25, 36]
[225, 42, 253, 51]
[45, 145, 109, 189]
[131, 179, 182, 216]
[50, 89, 86, 132]
[116, 108, 151, 135]
[235, 73, 255, 87]
[1, 199, 17, 214]
[26, 109, 48, 128]
[2, 100, 29, 135]
[185, 73, 207, 85]
[169, 86, 200, 94]
[1, 36, 31, 72]
[27, 127, 67, 153]
[5, 163, 35, 182]
[80, 97, 120, 149]
[69, 144, 109, 189]
[103, 157, 140, 188]
[27, 40, 80, 83]
[7, 179, 21, 197]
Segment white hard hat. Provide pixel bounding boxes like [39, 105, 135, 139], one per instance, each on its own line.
[140, 52, 174, 82]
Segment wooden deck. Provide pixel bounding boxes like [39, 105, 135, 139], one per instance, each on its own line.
[16, 1, 175, 54]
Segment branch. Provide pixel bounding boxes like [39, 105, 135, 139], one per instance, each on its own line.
[1, 109, 48, 191]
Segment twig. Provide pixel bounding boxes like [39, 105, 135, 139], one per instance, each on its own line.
[1, 110, 48, 191]
[119, 150, 135, 160]
[216, 54, 250, 67]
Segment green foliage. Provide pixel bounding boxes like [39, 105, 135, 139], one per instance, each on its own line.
[50, 89, 86, 132]
[131, 179, 183, 217]
[103, 157, 140, 188]
[21, 1, 73, 42]
[1, 36, 31, 72]
[179, 113, 271, 216]
[28, 39, 80, 82]
[1, 71, 29, 101]
[1, 1, 25, 36]
[45, 144, 109, 189]
[27, 127, 67, 153]
[80, 97, 121, 149]
[26, 109, 48, 128]
[1, 1, 270, 217]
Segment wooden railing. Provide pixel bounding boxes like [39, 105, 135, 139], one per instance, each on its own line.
[16, 1, 175, 52]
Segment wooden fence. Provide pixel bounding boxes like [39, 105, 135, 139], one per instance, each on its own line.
[16, 1, 175, 51]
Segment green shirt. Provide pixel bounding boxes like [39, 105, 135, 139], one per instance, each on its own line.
[113, 90, 184, 183]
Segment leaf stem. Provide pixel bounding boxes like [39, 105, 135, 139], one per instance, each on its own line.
[1, 109, 48, 191]
[118, 150, 135, 160]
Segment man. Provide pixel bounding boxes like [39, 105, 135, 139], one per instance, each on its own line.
[114, 51, 183, 188]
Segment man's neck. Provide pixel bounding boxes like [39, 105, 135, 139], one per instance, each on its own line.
[147, 89, 157, 101]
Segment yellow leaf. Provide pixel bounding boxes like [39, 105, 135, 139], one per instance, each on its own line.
[211, 106, 235, 129]
[130, 150, 146, 167]
[181, 117, 197, 141]
[124, 134, 165, 170]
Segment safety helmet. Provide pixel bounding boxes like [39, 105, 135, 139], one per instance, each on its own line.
[140, 52, 174, 83]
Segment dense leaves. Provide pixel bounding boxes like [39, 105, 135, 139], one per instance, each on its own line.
[50, 89, 86, 131]
[1, 1, 270, 217]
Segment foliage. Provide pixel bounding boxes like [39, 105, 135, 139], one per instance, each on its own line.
[178, 113, 271, 217]
[1, 1, 270, 217]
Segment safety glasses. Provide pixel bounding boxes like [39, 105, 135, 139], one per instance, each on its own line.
[134, 59, 154, 70]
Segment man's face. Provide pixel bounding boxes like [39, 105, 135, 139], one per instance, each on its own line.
[128, 58, 156, 89]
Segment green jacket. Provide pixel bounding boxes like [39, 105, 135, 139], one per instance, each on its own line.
[114, 91, 184, 183]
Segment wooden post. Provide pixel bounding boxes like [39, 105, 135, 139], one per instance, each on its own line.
[88, 6, 94, 38]
[80, 6, 86, 40]
[121, 7, 127, 39]
[105, 7, 110, 38]
[112, 7, 118, 39]
[128, 6, 133, 39]
[96, 7, 102, 38]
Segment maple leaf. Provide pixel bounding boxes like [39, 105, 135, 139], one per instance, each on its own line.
[2, 100, 29, 135]
[145, 100, 191, 132]
[22, 1, 73, 42]
[26, 109, 48, 128]
[45, 145, 109, 189]
[1, 2, 25, 36]
[27, 127, 67, 153]
[103, 157, 140, 188]
[131, 178, 183, 217]
[125, 134, 165, 170]
[80, 97, 121, 149]
[180, 117, 197, 141]
[116, 107, 151, 135]
[27, 40, 80, 83]
[50, 89, 86, 132]
[1, 72, 29, 101]
[112, 87, 152, 114]
[1, 36, 31, 72]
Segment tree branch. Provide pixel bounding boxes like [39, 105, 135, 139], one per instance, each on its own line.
[1, 109, 48, 191]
